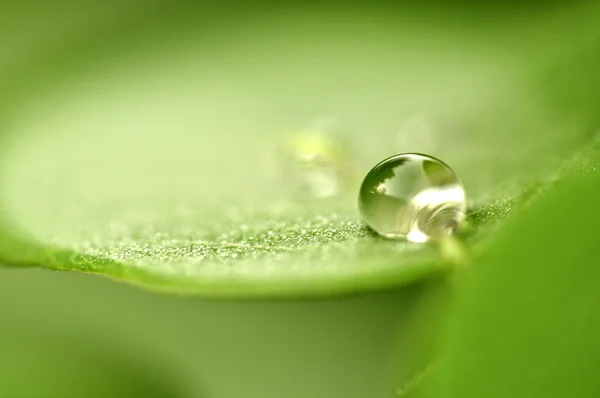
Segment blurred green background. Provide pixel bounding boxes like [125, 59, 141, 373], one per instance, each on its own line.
[1, 1, 599, 397]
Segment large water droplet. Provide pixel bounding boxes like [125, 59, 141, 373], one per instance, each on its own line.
[358, 153, 466, 242]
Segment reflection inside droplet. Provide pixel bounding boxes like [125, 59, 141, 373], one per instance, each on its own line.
[358, 153, 466, 242]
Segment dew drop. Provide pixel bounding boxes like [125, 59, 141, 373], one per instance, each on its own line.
[358, 153, 466, 243]
[278, 118, 354, 198]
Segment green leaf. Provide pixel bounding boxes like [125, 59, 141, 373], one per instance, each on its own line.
[431, 162, 600, 397]
[0, 2, 599, 297]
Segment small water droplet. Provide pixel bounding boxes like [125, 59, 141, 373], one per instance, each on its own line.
[358, 153, 466, 243]
[278, 119, 354, 198]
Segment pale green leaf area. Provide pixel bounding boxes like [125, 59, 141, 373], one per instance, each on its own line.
[0, 268, 427, 398]
[1, 2, 599, 297]
[0, 326, 189, 398]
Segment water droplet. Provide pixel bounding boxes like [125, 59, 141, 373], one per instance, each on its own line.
[278, 119, 354, 198]
[358, 153, 466, 243]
